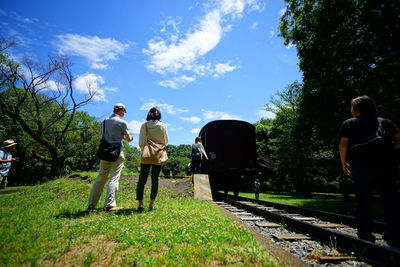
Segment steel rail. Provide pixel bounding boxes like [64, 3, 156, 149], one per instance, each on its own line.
[225, 194, 385, 232]
[223, 197, 400, 267]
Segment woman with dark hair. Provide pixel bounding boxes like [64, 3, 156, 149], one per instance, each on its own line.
[191, 137, 208, 174]
[136, 107, 168, 212]
[339, 95, 400, 246]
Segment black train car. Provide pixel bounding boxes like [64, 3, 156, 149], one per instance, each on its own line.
[199, 120, 257, 198]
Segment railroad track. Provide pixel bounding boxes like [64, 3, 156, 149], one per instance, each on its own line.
[216, 194, 400, 267]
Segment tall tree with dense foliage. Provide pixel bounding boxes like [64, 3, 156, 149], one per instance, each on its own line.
[0, 41, 96, 177]
[276, 0, 400, 193]
[280, 0, 400, 138]
[267, 82, 314, 193]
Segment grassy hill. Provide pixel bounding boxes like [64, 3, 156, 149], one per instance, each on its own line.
[0, 174, 281, 266]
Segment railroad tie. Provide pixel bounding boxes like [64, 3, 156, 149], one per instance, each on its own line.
[240, 216, 264, 221]
[280, 213, 301, 217]
[313, 223, 347, 228]
[292, 216, 318, 221]
[263, 208, 280, 212]
[232, 212, 252, 216]
[225, 208, 242, 212]
[256, 222, 280, 228]
[318, 256, 357, 264]
[273, 234, 311, 240]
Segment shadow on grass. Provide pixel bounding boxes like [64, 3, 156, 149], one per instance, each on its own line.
[54, 208, 145, 219]
[0, 188, 29, 195]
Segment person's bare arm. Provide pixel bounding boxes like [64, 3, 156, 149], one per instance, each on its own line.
[339, 137, 351, 176]
[0, 158, 18, 163]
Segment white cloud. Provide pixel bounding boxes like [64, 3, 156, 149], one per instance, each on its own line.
[143, 0, 260, 88]
[285, 42, 295, 49]
[0, 9, 7, 16]
[212, 61, 238, 78]
[188, 2, 201, 11]
[250, 21, 258, 29]
[128, 120, 143, 134]
[140, 98, 188, 115]
[40, 80, 61, 91]
[73, 73, 110, 102]
[169, 126, 183, 132]
[56, 34, 130, 69]
[191, 128, 201, 134]
[180, 116, 202, 123]
[18, 64, 62, 92]
[104, 86, 117, 92]
[30, 69, 115, 100]
[269, 30, 275, 38]
[3, 27, 31, 46]
[158, 75, 196, 89]
[256, 109, 276, 119]
[202, 109, 241, 120]
[14, 14, 37, 24]
[143, 10, 223, 75]
[32, 76, 63, 92]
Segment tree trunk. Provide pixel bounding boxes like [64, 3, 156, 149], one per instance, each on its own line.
[50, 157, 66, 178]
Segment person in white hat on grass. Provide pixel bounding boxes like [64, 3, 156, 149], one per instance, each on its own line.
[0, 140, 19, 189]
[87, 103, 133, 211]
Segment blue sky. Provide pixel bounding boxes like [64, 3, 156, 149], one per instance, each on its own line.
[0, 0, 301, 147]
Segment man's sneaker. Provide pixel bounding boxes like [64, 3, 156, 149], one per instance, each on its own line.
[104, 206, 124, 212]
[148, 207, 157, 211]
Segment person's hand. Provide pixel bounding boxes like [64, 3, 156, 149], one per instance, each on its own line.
[342, 162, 351, 176]
[123, 134, 133, 142]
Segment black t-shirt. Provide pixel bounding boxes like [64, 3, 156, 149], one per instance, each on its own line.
[339, 116, 399, 151]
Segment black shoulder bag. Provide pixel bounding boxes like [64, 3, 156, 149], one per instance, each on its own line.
[96, 120, 122, 162]
[350, 119, 395, 166]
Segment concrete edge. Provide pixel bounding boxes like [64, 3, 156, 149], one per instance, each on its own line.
[209, 201, 308, 267]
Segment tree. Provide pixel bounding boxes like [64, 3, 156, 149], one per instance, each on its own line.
[0, 41, 96, 177]
[123, 145, 141, 174]
[280, 0, 400, 140]
[265, 82, 313, 193]
[162, 144, 191, 176]
[254, 118, 272, 154]
[277, 0, 400, 192]
[62, 112, 102, 173]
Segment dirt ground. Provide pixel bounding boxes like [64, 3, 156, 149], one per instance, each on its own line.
[122, 176, 193, 196]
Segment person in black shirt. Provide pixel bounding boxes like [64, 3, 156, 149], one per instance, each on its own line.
[339, 95, 400, 246]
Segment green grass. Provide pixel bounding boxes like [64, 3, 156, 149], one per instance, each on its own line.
[0, 175, 281, 267]
[238, 192, 384, 221]
[121, 170, 140, 176]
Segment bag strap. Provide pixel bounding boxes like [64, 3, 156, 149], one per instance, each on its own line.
[145, 123, 155, 145]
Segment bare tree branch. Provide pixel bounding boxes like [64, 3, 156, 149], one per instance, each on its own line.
[0, 40, 97, 177]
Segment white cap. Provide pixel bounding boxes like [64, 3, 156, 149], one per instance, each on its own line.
[113, 103, 126, 112]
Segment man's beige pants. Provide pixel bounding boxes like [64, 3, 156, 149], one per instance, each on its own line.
[88, 152, 125, 208]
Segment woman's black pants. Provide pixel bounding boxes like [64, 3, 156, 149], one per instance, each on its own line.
[136, 164, 162, 201]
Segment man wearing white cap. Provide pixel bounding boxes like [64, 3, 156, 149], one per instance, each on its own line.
[0, 140, 18, 189]
[87, 103, 133, 211]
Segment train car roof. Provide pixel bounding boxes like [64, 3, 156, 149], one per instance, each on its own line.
[200, 120, 254, 133]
